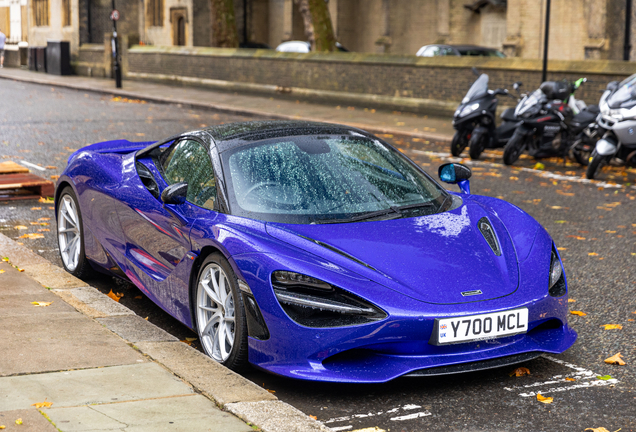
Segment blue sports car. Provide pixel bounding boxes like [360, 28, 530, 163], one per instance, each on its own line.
[55, 121, 576, 382]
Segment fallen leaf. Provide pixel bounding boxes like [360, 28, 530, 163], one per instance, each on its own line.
[106, 290, 122, 302]
[568, 299, 576, 303]
[31, 399, 53, 408]
[1, 257, 8, 262]
[134, 295, 143, 299]
[19, 233, 45, 239]
[557, 190, 575, 196]
[565, 377, 576, 382]
[536, 393, 553, 404]
[30, 207, 42, 210]
[558, 247, 567, 251]
[605, 353, 626, 365]
[584, 428, 610, 432]
[0, 425, 5, 429]
[555, 220, 567, 224]
[588, 252, 599, 256]
[509, 367, 531, 377]
[534, 162, 545, 170]
[50, 175, 60, 180]
[570, 311, 587, 316]
[600, 324, 623, 330]
[309, 415, 317, 420]
[14, 225, 28, 230]
[0, 270, 4, 274]
[17, 268, 24, 272]
[180, 339, 193, 345]
[185, 337, 197, 342]
[596, 375, 613, 381]
[15, 419, 22, 425]
[31, 301, 53, 307]
[38, 217, 50, 221]
[45, 166, 57, 170]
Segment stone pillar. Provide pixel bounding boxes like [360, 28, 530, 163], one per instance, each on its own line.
[436, 0, 450, 43]
[584, 0, 608, 59]
[502, 0, 522, 57]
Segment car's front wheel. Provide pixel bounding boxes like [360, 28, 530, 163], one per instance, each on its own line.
[194, 253, 248, 371]
[57, 186, 94, 278]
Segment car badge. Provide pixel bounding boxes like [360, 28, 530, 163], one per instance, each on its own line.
[629, 128, 634, 135]
[461, 290, 483, 297]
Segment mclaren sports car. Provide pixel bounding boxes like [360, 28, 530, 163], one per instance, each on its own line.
[55, 120, 576, 382]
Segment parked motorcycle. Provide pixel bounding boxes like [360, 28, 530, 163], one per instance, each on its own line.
[586, 76, 636, 179]
[502, 78, 598, 166]
[450, 73, 521, 159]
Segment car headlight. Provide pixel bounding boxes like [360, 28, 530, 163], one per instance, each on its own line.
[272, 271, 387, 327]
[548, 249, 566, 297]
[459, 103, 480, 118]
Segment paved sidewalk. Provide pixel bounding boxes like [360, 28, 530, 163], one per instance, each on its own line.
[0, 232, 329, 432]
[0, 67, 455, 143]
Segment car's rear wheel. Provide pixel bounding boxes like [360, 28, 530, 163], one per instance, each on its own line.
[57, 186, 94, 278]
[195, 253, 248, 371]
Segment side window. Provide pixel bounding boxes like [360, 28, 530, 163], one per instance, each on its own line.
[162, 139, 217, 209]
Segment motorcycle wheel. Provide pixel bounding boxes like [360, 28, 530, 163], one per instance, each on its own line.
[570, 139, 594, 167]
[468, 130, 488, 160]
[586, 151, 610, 179]
[503, 132, 527, 166]
[450, 130, 469, 157]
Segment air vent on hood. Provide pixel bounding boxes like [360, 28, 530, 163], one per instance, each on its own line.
[478, 217, 501, 256]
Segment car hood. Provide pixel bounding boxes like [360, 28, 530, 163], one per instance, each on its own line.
[266, 200, 520, 304]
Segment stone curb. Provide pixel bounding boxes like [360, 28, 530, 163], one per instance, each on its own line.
[0, 70, 453, 144]
[0, 232, 330, 432]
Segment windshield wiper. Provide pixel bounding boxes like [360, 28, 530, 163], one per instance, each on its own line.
[437, 194, 451, 213]
[312, 207, 401, 224]
[394, 202, 438, 212]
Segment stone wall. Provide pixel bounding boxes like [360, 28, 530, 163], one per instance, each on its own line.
[126, 46, 636, 114]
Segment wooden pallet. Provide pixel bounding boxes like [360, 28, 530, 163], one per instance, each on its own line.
[0, 161, 30, 174]
[0, 172, 55, 201]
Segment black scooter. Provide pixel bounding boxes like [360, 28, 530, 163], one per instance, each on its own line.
[451, 73, 520, 160]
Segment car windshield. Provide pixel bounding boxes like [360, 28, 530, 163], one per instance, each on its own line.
[463, 74, 489, 103]
[608, 74, 636, 108]
[222, 135, 448, 224]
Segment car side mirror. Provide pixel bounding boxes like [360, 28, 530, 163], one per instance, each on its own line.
[161, 182, 188, 205]
[438, 163, 472, 194]
[607, 81, 619, 92]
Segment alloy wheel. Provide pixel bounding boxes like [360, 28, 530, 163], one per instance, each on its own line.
[58, 194, 81, 271]
[197, 263, 236, 362]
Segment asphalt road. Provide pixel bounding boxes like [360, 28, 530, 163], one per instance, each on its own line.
[1, 79, 635, 432]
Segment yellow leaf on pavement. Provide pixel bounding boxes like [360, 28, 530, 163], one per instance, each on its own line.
[0, 270, 4, 274]
[308, 414, 316, 419]
[1, 257, 8, 262]
[509, 367, 531, 377]
[15, 419, 22, 425]
[565, 377, 576, 382]
[30, 207, 42, 210]
[0, 425, 5, 429]
[584, 428, 610, 432]
[600, 324, 623, 330]
[533, 162, 545, 170]
[604, 353, 626, 366]
[31, 399, 53, 408]
[19, 233, 45, 239]
[31, 301, 53, 307]
[106, 290, 122, 302]
[568, 299, 576, 303]
[536, 393, 553, 404]
[588, 252, 599, 256]
[185, 337, 197, 342]
[14, 225, 27, 230]
[570, 311, 587, 316]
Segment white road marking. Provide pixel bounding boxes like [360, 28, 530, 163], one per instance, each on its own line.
[390, 411, 432, 421]
[405, 149, 636, 190]
[503, 354, 619, 397]
[324, 403, 426, 425]
[18, 160, 47, 171]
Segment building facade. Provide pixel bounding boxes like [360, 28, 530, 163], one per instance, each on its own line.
[0, 0, 28, 43]
[22, 0, 636, 61]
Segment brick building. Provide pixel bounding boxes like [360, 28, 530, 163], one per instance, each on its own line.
[22, 0, 636, 61]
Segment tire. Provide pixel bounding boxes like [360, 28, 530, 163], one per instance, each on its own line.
[570, 139, 594, 167]
[56, 186, 94, 278]
[503, 132, 527, 166]
[450, 130, 469, 157]
[586, 151, 610, 180]
[468, 130, 488, 160]
[194, 253, 248, 372]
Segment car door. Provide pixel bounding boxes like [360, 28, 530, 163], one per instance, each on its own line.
[117, 138, 219, 322]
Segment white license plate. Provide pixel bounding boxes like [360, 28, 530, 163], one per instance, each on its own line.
[431, 308, 529, 345]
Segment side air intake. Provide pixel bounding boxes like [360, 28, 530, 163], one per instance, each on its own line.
[478, 217, 501, 256]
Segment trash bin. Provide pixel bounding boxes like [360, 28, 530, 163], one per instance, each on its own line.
[46, 41, 71, 75]
[36, 47, 47, 72]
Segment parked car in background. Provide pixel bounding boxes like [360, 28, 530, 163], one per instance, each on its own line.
[417, 44, 506, 58]
[275, 41, 350, 53]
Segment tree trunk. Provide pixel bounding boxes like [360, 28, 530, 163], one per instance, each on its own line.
[295, 0, 336, 52]
[211, 0, 239, 48]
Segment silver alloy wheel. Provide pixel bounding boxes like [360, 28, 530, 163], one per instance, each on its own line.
[58, 194, 81, 272]
[196, 263, 236, 362]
